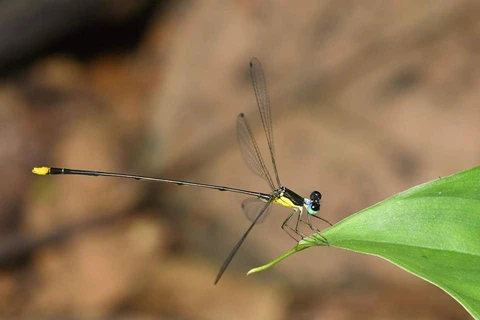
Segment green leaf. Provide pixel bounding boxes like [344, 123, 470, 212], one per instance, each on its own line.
[248, 166, 480, 319]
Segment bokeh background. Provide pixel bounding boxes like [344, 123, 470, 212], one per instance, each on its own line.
[2, 0, 479, 319]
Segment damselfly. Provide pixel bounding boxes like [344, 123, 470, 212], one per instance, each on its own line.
[32, 58, 331, 284]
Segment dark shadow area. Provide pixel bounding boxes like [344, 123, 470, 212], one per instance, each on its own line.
[0, 0, 166, 77]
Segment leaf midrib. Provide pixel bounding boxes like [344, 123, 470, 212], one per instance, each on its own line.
[330, 239, 480, 258]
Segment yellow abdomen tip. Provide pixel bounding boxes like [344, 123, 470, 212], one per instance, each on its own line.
[32, 167, 50, 175]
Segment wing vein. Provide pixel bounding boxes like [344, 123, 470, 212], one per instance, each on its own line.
[250, 58, 281, 187]
[214, 198, 274, 284]
[237, 113, 276, 191]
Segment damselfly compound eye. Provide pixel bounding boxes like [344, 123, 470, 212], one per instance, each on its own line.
[307, 201, 320, 215]
[310, 190, 322, 201]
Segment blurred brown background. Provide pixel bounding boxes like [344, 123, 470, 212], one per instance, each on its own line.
[2, 0, 479, 319]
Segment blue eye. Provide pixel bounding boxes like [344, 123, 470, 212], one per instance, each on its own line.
[307, 201, 320, 215]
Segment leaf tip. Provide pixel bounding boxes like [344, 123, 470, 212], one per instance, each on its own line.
[246, 268, 258, 276]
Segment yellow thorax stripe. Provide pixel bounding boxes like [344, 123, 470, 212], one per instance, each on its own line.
[273, 195, 302, 209]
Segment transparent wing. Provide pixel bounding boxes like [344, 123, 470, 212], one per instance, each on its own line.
[214, 198, 273, 284]
[249, 58, 281, 187]
[241, 197, 272, 223]
[237, 113, 276, 191]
